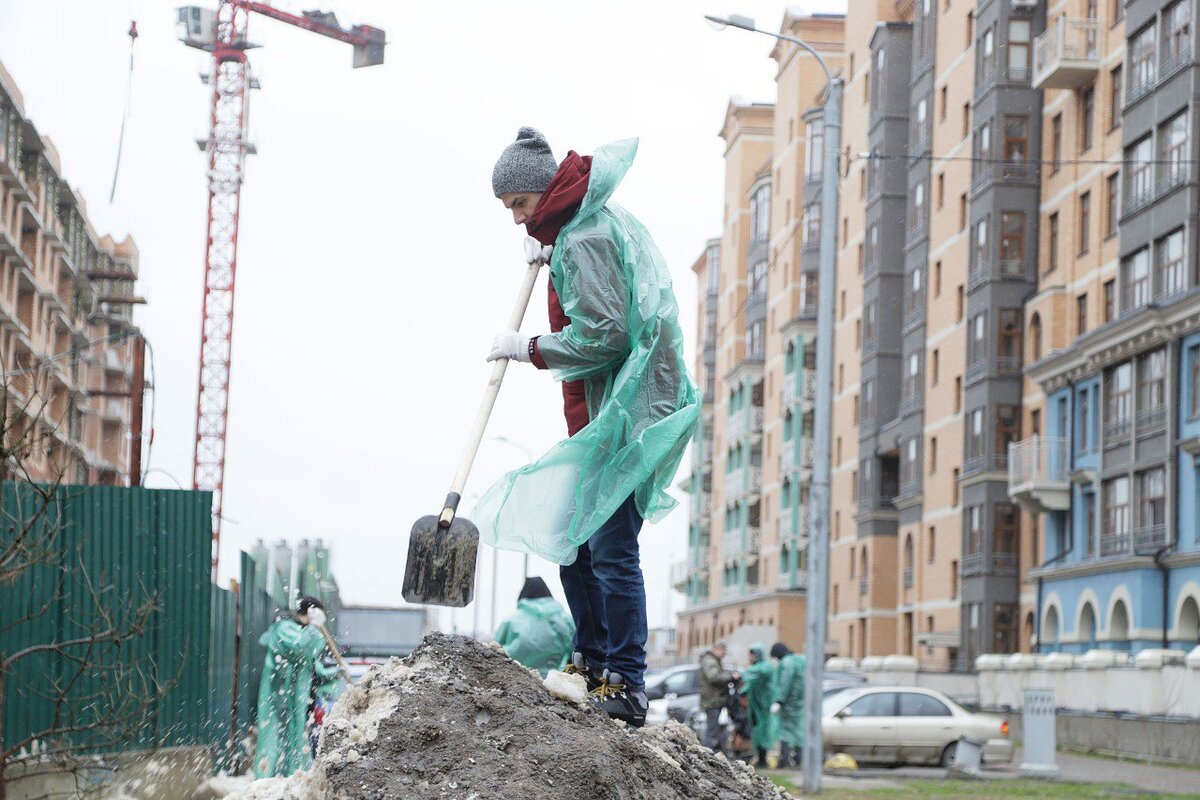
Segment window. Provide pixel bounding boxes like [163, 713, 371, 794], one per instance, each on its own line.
[966, 407, 984, 459]
[864, 300, 877, 345]
[998, 309, 1022, 366]
[746, 321, 764, 358]
[1104, 279, 1116, 321]
[937, 173, 945, 207]
[956, 285, 964, 322]
[959, 193, 967, 230]
[1079, 388, 1092, 452]
[940, 85, 948, 120]
[996, 405, 1020, 466]
[932, 348, 940, 384]
[928, 526, 936, 563]
[1105, 172, 1119, 237]
[1003, 115, 1028, 165]
[903, 352, 920, 400]
[1138, 467, 1167, 535]
[901, 438, 919, 488]
[862, 379, 874, 421]
[1127, 135, 1154, 209]
[975, 217, 990, 269]
[847, 693, 897, 718]
[966, 11, 973, 50]
[1110, 66, 1123, 128]
[1191, 344, 1200, 419]
[951, 468, 960, 506]
[954, 376, 962, 412]
[1104, 475, 1131, 543]
[930, 436, 938, 474]
[1164, 0, 1192, 66]
[1079, 191, 1091, 254]
[1050, 114, 1062, 172]
[803, 203, 821, 244]
[1030, 313, 1042, 360]
[805, 120, 824, 178]
[950, 559, 959, 597]
[1079, 85, 1095, 151]
[966, 505, 983, 553]
[749, 185, 770, 240]
[899, 692, 952, 717]
[1047, 212, 1059, 273]
[913, 98, 928, 147]
[1007, 19, 1031, 81]
[1159, 111, 1189, 187]
[905, 268, 924, 316]
[1107, 361, 1133, 430]
[980, 27, 995, 80]
[1077, 293, 1088, 335]
[1129, 24, 1157, 98]
[934, 261, 942, 296]
[1138, 348, 1167, 414]
[1000, 212, 1025, 274]
[1122, 247, 1151, 310]
[749, 259, 767, 297]
[911, 183, 926, 231]
[1112, 0, 1123, 24]
[994, 502, 1019, 555]
[962, 102, 970, 139]
[1155, 228, 1186, 298]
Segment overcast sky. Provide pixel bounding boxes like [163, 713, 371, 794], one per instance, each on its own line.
[0, 0, 845, 636]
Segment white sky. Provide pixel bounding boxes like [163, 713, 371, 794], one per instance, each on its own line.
[0, 0, 845, 636]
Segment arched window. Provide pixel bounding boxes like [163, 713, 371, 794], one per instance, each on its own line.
[1079, 602, 1097, 647]
[1030, 312, 1043, 361]
[1025, 611, 1036, 651]
[1042, 605, 1060, 646]
[1109, 599, 1130, 647]
[904, 534, 914, 571]
[1178, 596, 1200, 644]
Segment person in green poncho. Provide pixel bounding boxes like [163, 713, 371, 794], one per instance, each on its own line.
[739, 643, 779, 768]
[494, 576, 575, 677]
[253, 597, 340, 778]
[770, 642, 807, 769]
[481, 128, 699, 728]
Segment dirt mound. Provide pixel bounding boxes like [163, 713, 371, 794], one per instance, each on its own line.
[231, 633, 786, 800]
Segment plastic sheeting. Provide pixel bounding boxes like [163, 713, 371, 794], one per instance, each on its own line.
[494, 596, 575, 677]
[473, 137, 699, 565]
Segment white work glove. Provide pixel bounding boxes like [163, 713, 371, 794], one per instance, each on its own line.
[524, 236, 553, 266]
[307, 607, 327, 628]
[487, 330, 531, 363]
[770, 702, 782, 714]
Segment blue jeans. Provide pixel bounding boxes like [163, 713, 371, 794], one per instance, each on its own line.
[560, 495, 647, 688]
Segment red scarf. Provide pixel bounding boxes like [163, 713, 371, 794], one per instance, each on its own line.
[525, 152, 592, 435]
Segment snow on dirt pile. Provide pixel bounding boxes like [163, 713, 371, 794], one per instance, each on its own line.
[231, 633, 786, 800]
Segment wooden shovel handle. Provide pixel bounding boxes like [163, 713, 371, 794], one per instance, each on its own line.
[439, 258, 543, 528]
[316, 623, 352, 682]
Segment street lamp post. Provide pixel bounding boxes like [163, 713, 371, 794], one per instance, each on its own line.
[706, 14, 841, 794]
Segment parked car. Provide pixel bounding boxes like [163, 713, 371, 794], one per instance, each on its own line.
[644, 664, 699, 701]
[822, 685, 1013, 767]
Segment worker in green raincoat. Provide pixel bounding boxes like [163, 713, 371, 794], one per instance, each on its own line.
[494, 576, 575, 677]
[739, 643, 779, 767]
[770, 642, 807, 768]
[254, 597, 340, 778]
[481, 128, 699, 727]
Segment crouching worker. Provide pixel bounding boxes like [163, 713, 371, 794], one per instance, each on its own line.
[476, 127, 700, 727]
[254, 597, 340, 778]
[494, 576, 575, 677]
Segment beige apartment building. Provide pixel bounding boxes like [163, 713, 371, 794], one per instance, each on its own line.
[0, 59, 147, 486]
[676, 12, 844, 660]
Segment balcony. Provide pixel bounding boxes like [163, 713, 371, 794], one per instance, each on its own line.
[727, 406, 764, 443]
[782, 375, 798, 408]
[1137, 405, 1167, 435]
[900, 391, 922, 417]
[968, 257, 990, 291]
[724, 465, 763, 499]
[1009, 435, 1070, 513]
[1134, 524, 1168, 552]
[1100, 530, 1129, 558]
[904, 220, 929, 250]
[780, 444, 798, 475]
[802, 370, 816, 404]
[1033, 18, 1099, 90]
[671, 560, 689, 592]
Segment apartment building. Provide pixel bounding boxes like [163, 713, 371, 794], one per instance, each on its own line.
[675, 12, 844, 658]
[1012, 0, 1200, 654]
[0, 59, 146, 486]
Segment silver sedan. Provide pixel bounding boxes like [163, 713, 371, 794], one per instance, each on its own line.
[822, 685, 1014, 767]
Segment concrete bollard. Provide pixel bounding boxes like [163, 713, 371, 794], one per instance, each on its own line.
[1019, 687, 1060, 779]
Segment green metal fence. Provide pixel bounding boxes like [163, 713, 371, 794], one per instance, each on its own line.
[0, 483, 275, 763]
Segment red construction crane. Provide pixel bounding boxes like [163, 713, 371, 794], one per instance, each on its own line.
[177, 2, 385, 575]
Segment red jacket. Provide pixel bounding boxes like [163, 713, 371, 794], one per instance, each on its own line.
[526, 152, 593, 437]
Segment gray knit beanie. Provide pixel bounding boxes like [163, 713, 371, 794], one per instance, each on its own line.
[492, 127, 559, 197]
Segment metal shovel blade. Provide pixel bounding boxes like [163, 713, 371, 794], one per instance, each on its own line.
[402, 514, 479, 607]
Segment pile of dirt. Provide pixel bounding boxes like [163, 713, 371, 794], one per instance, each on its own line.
[230, 633, 787, 800]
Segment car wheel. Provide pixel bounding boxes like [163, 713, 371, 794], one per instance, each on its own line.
[939, 742, 957, 768]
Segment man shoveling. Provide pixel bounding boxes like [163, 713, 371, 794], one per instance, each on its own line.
[477, 127, 699, 727]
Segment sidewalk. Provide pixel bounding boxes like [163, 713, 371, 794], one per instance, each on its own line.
[774, 748, 1200, 797]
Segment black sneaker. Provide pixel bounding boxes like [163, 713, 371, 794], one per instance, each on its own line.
[563, 651, 603, 692]
[590, 671, 648, 728]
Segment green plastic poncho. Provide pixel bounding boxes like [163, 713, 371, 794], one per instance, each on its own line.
[773, 652, 807, 747]
[494, 596, 576, 677]
[474, 138, 700, 565]
[740, 643, 779, 751]
[253, 617, 340, 778]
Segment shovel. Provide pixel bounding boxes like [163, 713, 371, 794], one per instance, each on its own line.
[315, 623, 353, 682]
[402, 239, 549, 607]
